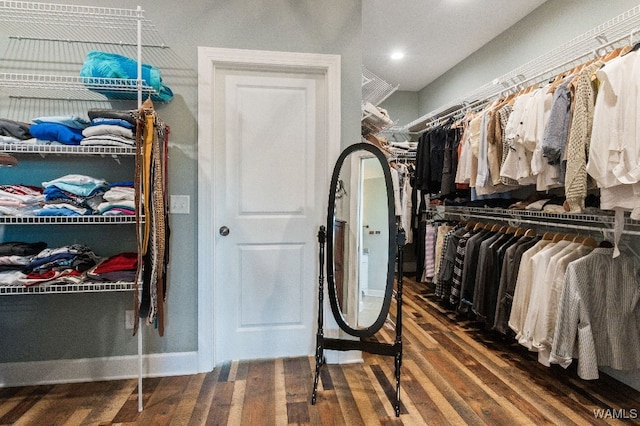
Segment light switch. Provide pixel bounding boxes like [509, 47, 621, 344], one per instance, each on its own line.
[170, 195, 190, 214]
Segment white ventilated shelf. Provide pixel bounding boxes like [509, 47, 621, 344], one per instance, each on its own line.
[430, 206, 640, 236]
[0, 143, 135, 155]
[0, 280, 137, 295]
[0, 215, 137, 225]
[404, 4, 640, 132]
[0, 1, 159, 47]
[441, 206, 616, 223]
[0, 73, 157, 100]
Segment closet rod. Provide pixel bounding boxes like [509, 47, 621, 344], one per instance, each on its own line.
[403, 4, 640, 132]
[420, 99, 489, 132]
[441, 211, 640, 236]
[496, 29, 640, 98]
[420, 28, 640, 131]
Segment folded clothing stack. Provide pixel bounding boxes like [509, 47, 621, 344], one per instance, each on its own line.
[98, 181, 135, 215]
[22, 244, 100, 287]
[0, 118, 33, 144]
[86, 252, 137, 282]
[0, 241, 48, 286]
[0, 184, 44, 216]
[29, 115, 89, 146]
[81, 109, 137, 148]
[38, 174, 108, 216]
[0, 242, 139, 287]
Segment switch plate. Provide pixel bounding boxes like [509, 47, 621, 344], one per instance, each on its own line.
[170, 194, 190, 214]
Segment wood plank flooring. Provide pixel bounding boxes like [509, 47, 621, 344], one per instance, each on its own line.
[2, 277, 640, 425]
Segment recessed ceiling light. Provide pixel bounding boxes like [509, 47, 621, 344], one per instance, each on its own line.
[391, 51, 405, 60]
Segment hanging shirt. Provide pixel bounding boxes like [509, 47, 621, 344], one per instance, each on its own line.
[564, 61, 603, 212]
[508, 239, 554, 337]
[518, 240, 575, 351]
[501, 92, 536, 185]
[498, 104, 518, 186]
[476, 110, 491, 187]
[587, 51, 640, 219]
[535, 244, 593, 367]
[550, 248, 640, 380]
[542, 78, 573, 169]
[493, 235, 540, 334]
[526, 85, 561, 191]
[455, 120, 474, 185]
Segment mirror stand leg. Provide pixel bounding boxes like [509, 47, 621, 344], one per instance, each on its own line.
[312, 225, 327, 406]
[394, 226, 405, 417]
[394, 351, 402, 417]
[311, 340, 324, 405]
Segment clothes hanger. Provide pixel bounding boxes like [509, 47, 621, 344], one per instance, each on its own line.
[547, 72, 570, 94]
[620, 43, 634, 56]
[598, 239, 614, 248]
[582, 237, 598, 248]
[524, 229, 536, 237]
[601, 46, 624, 62]
[551, 233, 565, 243]
[542, 231, 555, 241]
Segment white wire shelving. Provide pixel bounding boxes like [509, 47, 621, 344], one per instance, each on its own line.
[404, 4, 640, 132]
[0, 1, 161, 47]
[0, 1, 180, 122]
[362, 66, 398, 107]
[0, 215, 137, 225]
[0, 73, 159, 101]
[0, 143, 135, 155]
[0, 2, 163, 411]
[429, 205, 640, 236]
[0, 280, 137, 295]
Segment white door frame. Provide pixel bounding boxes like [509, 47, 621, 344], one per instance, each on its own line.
[196, 47, 341, 372]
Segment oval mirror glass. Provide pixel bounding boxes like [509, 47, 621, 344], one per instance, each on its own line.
[327, 143, 397, 337]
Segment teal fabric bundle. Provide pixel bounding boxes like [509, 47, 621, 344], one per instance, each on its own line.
[80, 50, 173, 102]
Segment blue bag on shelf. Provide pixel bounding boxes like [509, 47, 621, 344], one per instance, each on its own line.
[79, 50, 173, 102]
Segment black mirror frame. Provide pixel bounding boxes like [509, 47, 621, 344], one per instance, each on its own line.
[326, 142, 397, 337]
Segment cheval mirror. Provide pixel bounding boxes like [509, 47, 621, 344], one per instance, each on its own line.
[310, 142, 405, 416]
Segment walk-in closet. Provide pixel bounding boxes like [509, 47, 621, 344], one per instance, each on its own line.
[2, 0, 640, 424]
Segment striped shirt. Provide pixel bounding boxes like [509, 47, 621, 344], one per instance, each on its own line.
[550, 248, 640, 380]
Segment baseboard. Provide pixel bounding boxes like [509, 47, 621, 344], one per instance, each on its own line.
[364, 289, 385, 298]
[324, 349, 363, 365]
[0, 351, 199, 387]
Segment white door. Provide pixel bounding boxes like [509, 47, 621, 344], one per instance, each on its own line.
[197, 48, 341, 368]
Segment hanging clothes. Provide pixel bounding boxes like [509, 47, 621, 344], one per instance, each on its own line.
[564, 61, 603, 212]
[493, 234, 540, 334]
[551, 248, 640, 380]
[587, 50, 640, 221]
[134, 98, 171, 336]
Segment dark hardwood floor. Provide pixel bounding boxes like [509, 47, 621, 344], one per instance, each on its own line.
[1, 277, 639, 425]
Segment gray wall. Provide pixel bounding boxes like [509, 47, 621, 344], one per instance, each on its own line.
[379, 90, 419, 128]
[0, 0, 362, 365]
[417, 0, 640, 114]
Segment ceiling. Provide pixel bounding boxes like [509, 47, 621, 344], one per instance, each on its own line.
[362, 0, 549, 93]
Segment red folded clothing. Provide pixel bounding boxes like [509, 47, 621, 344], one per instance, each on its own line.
[93, 252, 138, 274]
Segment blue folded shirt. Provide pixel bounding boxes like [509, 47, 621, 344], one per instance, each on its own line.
[29, 123, 84, 145]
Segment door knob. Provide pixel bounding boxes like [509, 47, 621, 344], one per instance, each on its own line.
[219, 226, 230, 236]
